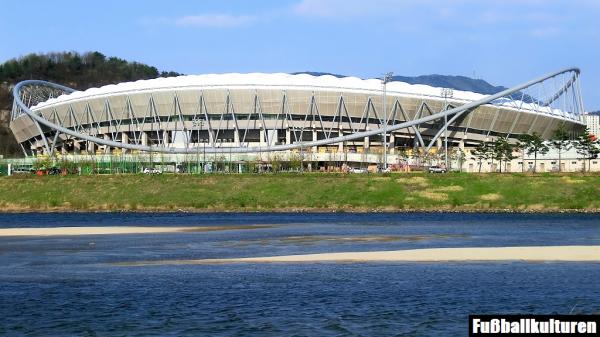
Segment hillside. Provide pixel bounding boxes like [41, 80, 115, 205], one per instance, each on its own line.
[293, 71, 507, 96]
[392, 74, 506, 95]
[0, 51, 180, 157]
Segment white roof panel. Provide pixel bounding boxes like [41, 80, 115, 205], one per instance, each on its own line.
[32, 73, 487, 110]
[28, 72, 577, 121]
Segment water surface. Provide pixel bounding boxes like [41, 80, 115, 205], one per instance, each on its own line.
[0, 212, 598, 336]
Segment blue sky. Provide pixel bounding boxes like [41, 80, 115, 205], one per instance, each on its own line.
[1, 0, 598, 109]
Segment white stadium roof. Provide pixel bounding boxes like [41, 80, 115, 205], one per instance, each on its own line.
[32, 73, 488, 109]
[30, 72, 575, 119]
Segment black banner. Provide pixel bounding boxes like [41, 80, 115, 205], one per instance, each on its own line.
[469, 315, 599, 336]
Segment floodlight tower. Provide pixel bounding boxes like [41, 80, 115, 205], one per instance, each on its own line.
[382, 72, 394, 169]
[192, 118, 205, 173]
[440, 88, 454, 169]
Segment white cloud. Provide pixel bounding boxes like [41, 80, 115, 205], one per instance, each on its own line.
[292, 0, 599, 21]
[175, 14, 256, 28]
[293, 0, 404, 19]
[529, 27, 562, 38]
[294, 0, 350, 17]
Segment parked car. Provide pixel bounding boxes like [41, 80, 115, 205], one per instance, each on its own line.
[349, 167, 368, 174]
[12, 168, 34, 175]
[378, 166, 392, 173]
[428, 166, 447, 173]
[143, 167, 162, 174]
[47, 167, 61, 175]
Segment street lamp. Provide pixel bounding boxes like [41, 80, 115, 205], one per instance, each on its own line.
[192, 118, 204, 173]
[382, 72, 394, 170]
[440, 88, 454, 170]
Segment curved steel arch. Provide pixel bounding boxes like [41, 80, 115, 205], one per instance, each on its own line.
[13, 67, 582, 155]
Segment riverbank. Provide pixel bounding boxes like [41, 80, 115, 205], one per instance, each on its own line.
[1, 173, 600, 212]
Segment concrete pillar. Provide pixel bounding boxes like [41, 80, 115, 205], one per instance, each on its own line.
[286, 128, 291, 145]
[312, 129, 317, 152]
[141, 132, 148, 147]
[364, 136, 370, 149]
[259, 129, 266, 146]
[208, 129, 215, 146]
[121, 133, 129, 154]
[234, 129, 240, 146]
[73, 141, 81, 154]
[436, 138, 442, 149]
[87, 141, 95, 154]
[162, 131, 169, 146]
[56, 137, 67, 155]
[389, 134, 395, 154]
[103, 134, 111, 154]
[459, 140, 465, 150]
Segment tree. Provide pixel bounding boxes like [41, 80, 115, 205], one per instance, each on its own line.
[492, 138, 517, 173]
[269, 154, 282, 173]
[472, 142, 492, 173]
[518, 133, 549, 173]
[288, 153, 302, 171]
[491, 139, 504, 172]
[550, 124, 572, 172]
[411, 148, 423, 168]
[515, 140, 526, 173]
[449, 148, 466, 172]
[0, 51, 182, 158]
[575, 129, 599, 173]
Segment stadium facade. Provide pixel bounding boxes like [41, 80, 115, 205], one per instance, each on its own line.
[8, 68, 587, 172]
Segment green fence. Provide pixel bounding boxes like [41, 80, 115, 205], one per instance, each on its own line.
[0, 153, 315, 176]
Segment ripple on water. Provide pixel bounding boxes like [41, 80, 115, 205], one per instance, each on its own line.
[0, 212, 599, 335]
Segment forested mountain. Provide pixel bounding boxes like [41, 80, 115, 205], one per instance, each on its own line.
[0, 51, 180, 91]
[0, 51, 180, 156]
[293, 72, 507, 95]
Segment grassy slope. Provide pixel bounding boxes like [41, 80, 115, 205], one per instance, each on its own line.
[1, 173, 600, 212]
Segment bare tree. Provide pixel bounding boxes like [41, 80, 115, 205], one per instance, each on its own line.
[575, 129, 600, 172]
[518, 133, 548, 173]
[551, 124, 572, 172]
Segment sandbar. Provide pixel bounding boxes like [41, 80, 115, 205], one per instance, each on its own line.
[0, 225, 271, 236]
[121, 246, 600, 265]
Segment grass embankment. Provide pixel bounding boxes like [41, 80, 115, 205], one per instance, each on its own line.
[1, 173, 600, 212]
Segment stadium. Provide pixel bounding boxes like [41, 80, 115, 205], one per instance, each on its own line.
[8, 68, 586, 172]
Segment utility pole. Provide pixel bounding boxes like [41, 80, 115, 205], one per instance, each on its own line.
[382, 72, 393, 170]
[193, 118, 204, 174]
[440, 88, 454, 170]
[300, 143, 304, 172]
